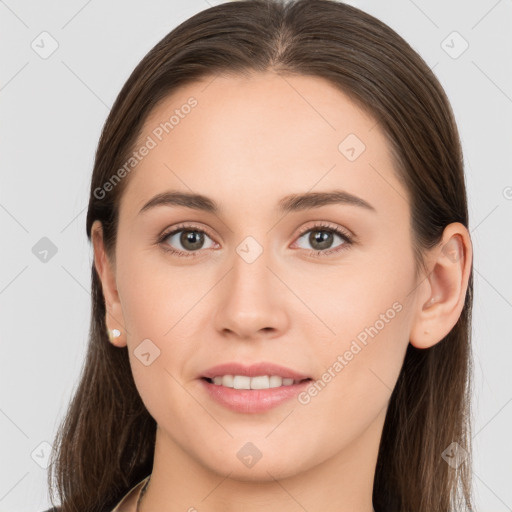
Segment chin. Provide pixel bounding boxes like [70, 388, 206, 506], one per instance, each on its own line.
[196, 445, 313, 482]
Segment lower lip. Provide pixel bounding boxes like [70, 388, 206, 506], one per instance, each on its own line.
[199, 378, 312, 413]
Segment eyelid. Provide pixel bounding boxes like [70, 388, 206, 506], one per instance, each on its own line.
[159, 222, 216, 241]
[294, 221, 354, 241]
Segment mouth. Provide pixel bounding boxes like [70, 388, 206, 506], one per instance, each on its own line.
[198, 362, 313, 412]
[201, 375, 313, 389]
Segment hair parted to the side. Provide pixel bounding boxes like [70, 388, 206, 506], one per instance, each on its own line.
[47, 1, 474, 511]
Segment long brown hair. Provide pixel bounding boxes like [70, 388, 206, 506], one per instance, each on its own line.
[47, 1, 474, 510]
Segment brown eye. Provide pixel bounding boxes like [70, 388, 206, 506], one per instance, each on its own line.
[177, 230, 205, 251]
[294, 223, 353, 256]
[159, 226, 216, 256]
[305, 230, 336, 251]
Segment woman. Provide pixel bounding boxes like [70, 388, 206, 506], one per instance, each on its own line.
[45, 0, 474, 511]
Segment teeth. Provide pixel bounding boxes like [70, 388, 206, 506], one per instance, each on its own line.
[269, 375, 282, 388]
[233, 375, 251, 389]
[209, 375, 305, 389]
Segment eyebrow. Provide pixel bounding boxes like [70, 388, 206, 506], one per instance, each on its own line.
[138, 189, 376, 215]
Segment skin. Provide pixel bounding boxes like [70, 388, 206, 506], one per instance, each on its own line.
[92, 71, 472, 512]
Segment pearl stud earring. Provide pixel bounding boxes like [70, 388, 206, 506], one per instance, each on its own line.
[108, 328, 121, 342]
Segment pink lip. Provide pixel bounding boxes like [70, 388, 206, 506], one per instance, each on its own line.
[198, 362, 312, 414]
[199, 378, 312, 413]
[200, 362, 310, 381]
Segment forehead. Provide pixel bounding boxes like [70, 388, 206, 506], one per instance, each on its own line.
[119, 72, 409, 222]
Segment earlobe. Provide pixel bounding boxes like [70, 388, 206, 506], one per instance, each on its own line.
[91, 220, 128, 348]
[409, 223, 472, 350]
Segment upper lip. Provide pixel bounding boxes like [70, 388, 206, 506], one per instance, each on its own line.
[200, 362, 311, 381]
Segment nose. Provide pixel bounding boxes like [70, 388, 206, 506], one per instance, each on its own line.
[213, 247, 289, 340]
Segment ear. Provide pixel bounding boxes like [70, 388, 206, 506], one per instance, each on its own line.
[91, 220, 127, 348]
[409, 222, 473, 349]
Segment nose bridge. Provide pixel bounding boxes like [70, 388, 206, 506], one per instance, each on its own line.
[230, 234, 275, 307]
[233, 238, 270, 286]
[214, 234, 288, 337]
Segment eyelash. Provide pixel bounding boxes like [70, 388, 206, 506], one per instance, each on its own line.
[156, 222, 354, 258]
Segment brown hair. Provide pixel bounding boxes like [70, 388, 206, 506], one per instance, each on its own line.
[47, 1, 474, 511]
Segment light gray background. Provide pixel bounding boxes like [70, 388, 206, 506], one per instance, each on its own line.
[1, 0, 511, 511]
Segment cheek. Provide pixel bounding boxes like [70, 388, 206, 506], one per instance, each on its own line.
[114, 247, 197, 385]
[299, 248, 415, 412]
[115, 241, 198, 336]
[293, 245, 413, 343]
[117, 260, 198, 420]
[293, 298, 411, 459]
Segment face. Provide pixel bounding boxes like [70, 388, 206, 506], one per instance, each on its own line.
[100, 72, 422, 481]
